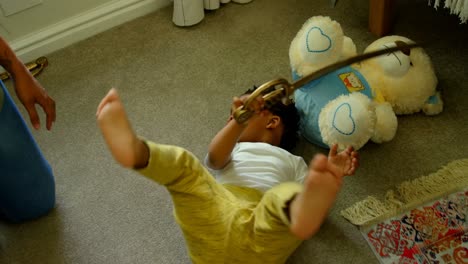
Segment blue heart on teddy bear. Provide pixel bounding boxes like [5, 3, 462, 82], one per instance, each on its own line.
[306, 27, 332, 53]
[332, 103, 356, 135]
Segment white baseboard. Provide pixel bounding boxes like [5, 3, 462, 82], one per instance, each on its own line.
[10, 0, 171, 62]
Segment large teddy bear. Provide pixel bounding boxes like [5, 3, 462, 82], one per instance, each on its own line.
[290, 16, 443, 150]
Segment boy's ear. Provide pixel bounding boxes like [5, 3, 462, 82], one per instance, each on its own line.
[266, 115, 281, 129]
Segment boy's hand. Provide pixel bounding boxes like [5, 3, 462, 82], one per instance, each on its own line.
[229, 94, 266, 123]
[327, 144, 359, 177]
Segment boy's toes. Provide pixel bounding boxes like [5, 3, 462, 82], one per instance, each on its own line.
[106, 88, 120, 99]
[96, 99, 128, 132]
[97, 88, 120, 116]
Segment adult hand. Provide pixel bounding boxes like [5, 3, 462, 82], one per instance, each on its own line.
[14, 71, 56, 130]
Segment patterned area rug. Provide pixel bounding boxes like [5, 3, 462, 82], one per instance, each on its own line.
[341, 159, 468, 263]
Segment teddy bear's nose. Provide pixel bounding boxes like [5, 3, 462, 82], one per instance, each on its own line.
[395, 41, 411, 56]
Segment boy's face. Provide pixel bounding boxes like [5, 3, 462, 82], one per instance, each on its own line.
[238, 110, 275, 143]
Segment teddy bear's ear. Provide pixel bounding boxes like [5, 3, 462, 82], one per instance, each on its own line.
[341, 36, 358, 59]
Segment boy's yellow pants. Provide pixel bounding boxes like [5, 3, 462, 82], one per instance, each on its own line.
[137, 142, 304, 264]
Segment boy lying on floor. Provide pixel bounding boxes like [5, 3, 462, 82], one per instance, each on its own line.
[96, 87, 359, 263]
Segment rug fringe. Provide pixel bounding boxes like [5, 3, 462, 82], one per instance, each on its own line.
[341, 158, 468, 227]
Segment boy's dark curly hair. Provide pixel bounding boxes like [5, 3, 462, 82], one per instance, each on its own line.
[243, 85, 300, 151]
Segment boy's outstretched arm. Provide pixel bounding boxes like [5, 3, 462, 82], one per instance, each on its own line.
[207, 96, 249, 170]
[207, 95, 264, 170]
[207, 117, 246, 170]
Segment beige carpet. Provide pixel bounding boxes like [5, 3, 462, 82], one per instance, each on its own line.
[1, 0, 467, 263]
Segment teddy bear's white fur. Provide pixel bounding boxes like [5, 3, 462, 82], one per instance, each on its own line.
[290, 16, 443, 150]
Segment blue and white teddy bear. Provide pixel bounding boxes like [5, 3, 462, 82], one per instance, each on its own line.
[290, 16, 443, 150]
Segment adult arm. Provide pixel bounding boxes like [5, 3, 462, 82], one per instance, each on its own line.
[0, 36, 55, 130]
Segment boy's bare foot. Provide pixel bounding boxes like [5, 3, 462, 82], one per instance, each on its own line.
[289, 144, 358, 240]
[96, 88, 148, 168]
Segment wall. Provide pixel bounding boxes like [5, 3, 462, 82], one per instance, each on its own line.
[0, 0, 171, 62]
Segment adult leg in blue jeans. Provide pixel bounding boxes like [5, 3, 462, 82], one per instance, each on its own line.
[0, 36, 56, 223]
[0, 81, 55, 222]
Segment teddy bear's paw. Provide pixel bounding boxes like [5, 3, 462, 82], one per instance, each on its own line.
[371, 102, 397, 143]
[289, 16, 345, 76]
[319, 93, 376, 151]
[423, 91, 443, 115]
